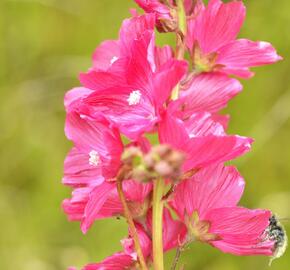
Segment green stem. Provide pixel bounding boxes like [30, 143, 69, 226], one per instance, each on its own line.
[177, 0, 187, 36]
[152, 178, 165, 270]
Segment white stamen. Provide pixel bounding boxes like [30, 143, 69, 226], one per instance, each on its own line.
[89, 150, 100, 166]
[110, 56, 118, 65]
[127, 90, 142, 105]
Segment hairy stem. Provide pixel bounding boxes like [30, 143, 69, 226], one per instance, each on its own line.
[116, 167, 148, 270]
[171, 247, 181, 270]
[152, 178, 165, 270]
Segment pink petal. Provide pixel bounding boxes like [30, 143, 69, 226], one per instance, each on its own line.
[182, 135, 253, 171]
[83, 252, 133, 270]
[184, 112, 227, 137]
[153, 59, 188, 107]
[123, 180, 153, 202]
[154, 45, 173, 69]
[206, 207, 274, 256]
[62, 147, 103, 187]
[134, 0, 171, 20]
[81, 182, 116, 233]
[217, 39, 282, 78]
[170, 164, 245, 219]
[92, 40, 120, 71]
[169, 73, 242, 117]
[188, 0, 246, 53]
[64, 87, 93, 112]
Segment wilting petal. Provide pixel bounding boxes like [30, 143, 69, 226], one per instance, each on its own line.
[154, 45, 173, 69]
[169, 73, 242, 117]
[217, 39, 282, 78]
[188, 0, 245, 53]
[123, 180, 153, 202]
[206, 207, 274, 256]
[170, 164, 245, 219]
[83, 252, 133, 270]
[65, 112, 123, 178]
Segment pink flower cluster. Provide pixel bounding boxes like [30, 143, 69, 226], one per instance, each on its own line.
[62, 1, 285, 269]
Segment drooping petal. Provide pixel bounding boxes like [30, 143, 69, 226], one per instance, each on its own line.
[65, 112, 123, 178]
[123, 180, 153, 203]
[170, 164, 245, 219]
[83, 252, 133, 270]
[217, 39, 282, 78]
[206, 207, 274, 256]
[169, 73, 242, 117]
[187, 0, 246, 53]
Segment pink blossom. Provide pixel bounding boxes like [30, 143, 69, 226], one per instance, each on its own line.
[81, 31, 187, 139]
[170, 163, 275, 255]
[63, 179, 152, 233]
[65, 112, 123, 179]
[187, 0, 281, 78]
[159, 111, 253, 171]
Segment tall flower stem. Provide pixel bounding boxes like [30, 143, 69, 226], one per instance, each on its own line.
[152, 177, 165, 270]
[116, 167, 148, 270]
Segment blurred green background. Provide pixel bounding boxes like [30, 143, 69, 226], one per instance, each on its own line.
[0, 0, 289, 269]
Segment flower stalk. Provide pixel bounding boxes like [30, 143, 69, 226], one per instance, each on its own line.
[116, 166, 148, 270]
[152, 177, 165, 270]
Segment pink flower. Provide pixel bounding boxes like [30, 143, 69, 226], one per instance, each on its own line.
[187, 0, 281, 78]
[169, 163, 275, 255]
[158, 111, 253, 172]
[65, 112, 123, 179]
[63, 179, 152, 233]
[169, 73, 242, 119]
[80, 26, 187, 139]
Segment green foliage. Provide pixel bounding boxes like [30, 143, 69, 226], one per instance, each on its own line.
[0, 0, 289, 269]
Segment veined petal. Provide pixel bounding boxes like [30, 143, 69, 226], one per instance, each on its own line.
[65, 112, 123, 178]
[153, 59, 188, 106]
[92, 40, 120, 71]
[83, 252, 133, 270]
[184, 112, 227, 137]
[206, 207, 274, 256]
[188, 0, 246, 53]
[81, 182, 116, 233]
[170, 164, 245, 219]
[169, 73, 242, 116]
[182, 135, 253, 171]
[62, 147, 103, 187]
[217, 39, 282, 78]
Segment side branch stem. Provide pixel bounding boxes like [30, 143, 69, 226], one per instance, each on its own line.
[152, 178, 165, 270]
[116, 167, 148, 270]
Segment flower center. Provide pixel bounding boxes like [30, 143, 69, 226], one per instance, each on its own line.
[185, 211, 218, 242]
[110, 56, 118, 65]
[127, 90, 142, 105]
[89, 150, 100, 166]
